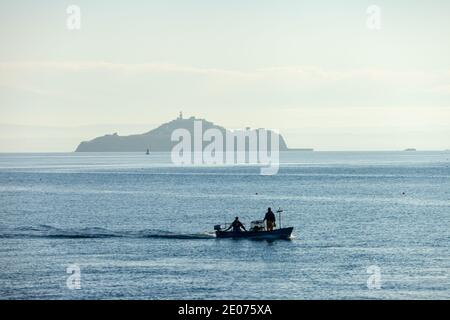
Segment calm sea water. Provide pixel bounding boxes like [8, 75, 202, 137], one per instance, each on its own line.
[0, 152, 449, 299]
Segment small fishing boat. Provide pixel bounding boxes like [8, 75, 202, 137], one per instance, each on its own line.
[214, 208, 294, 240]
[215, 226, 293, 240]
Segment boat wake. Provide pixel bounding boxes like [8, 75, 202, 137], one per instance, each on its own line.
[0, 225, 216, 240]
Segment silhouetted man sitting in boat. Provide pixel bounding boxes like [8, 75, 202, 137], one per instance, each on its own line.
[264, 208, 276, 231]
[225, 217, 247, 233]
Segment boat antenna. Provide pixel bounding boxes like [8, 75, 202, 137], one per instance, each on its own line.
[276, 207, 283, 229]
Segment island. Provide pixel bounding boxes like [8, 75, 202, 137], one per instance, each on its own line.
[75, 114, 313, 152]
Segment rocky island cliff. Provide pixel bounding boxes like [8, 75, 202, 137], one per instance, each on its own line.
[75, 115, 311, 152]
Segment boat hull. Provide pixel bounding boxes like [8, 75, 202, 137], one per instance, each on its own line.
[215, 227, 293, 240]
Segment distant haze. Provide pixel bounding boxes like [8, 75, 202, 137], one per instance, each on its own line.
[1, 1, 450, 151]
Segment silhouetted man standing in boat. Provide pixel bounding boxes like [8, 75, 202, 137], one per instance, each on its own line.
[226, 217, 247, 233]
[264, 207, 276, 231]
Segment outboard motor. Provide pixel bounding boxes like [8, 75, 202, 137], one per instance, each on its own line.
[214, 225, 222, 231]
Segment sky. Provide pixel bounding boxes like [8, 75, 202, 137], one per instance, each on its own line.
[0, 0, 450, 151]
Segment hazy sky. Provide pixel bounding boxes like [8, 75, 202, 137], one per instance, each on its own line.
[1, 0, 450, 151]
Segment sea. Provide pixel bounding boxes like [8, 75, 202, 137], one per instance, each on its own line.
[0, 151, 449, 299]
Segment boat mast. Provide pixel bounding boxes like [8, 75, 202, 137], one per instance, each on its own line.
[277, 208, 283, 229]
